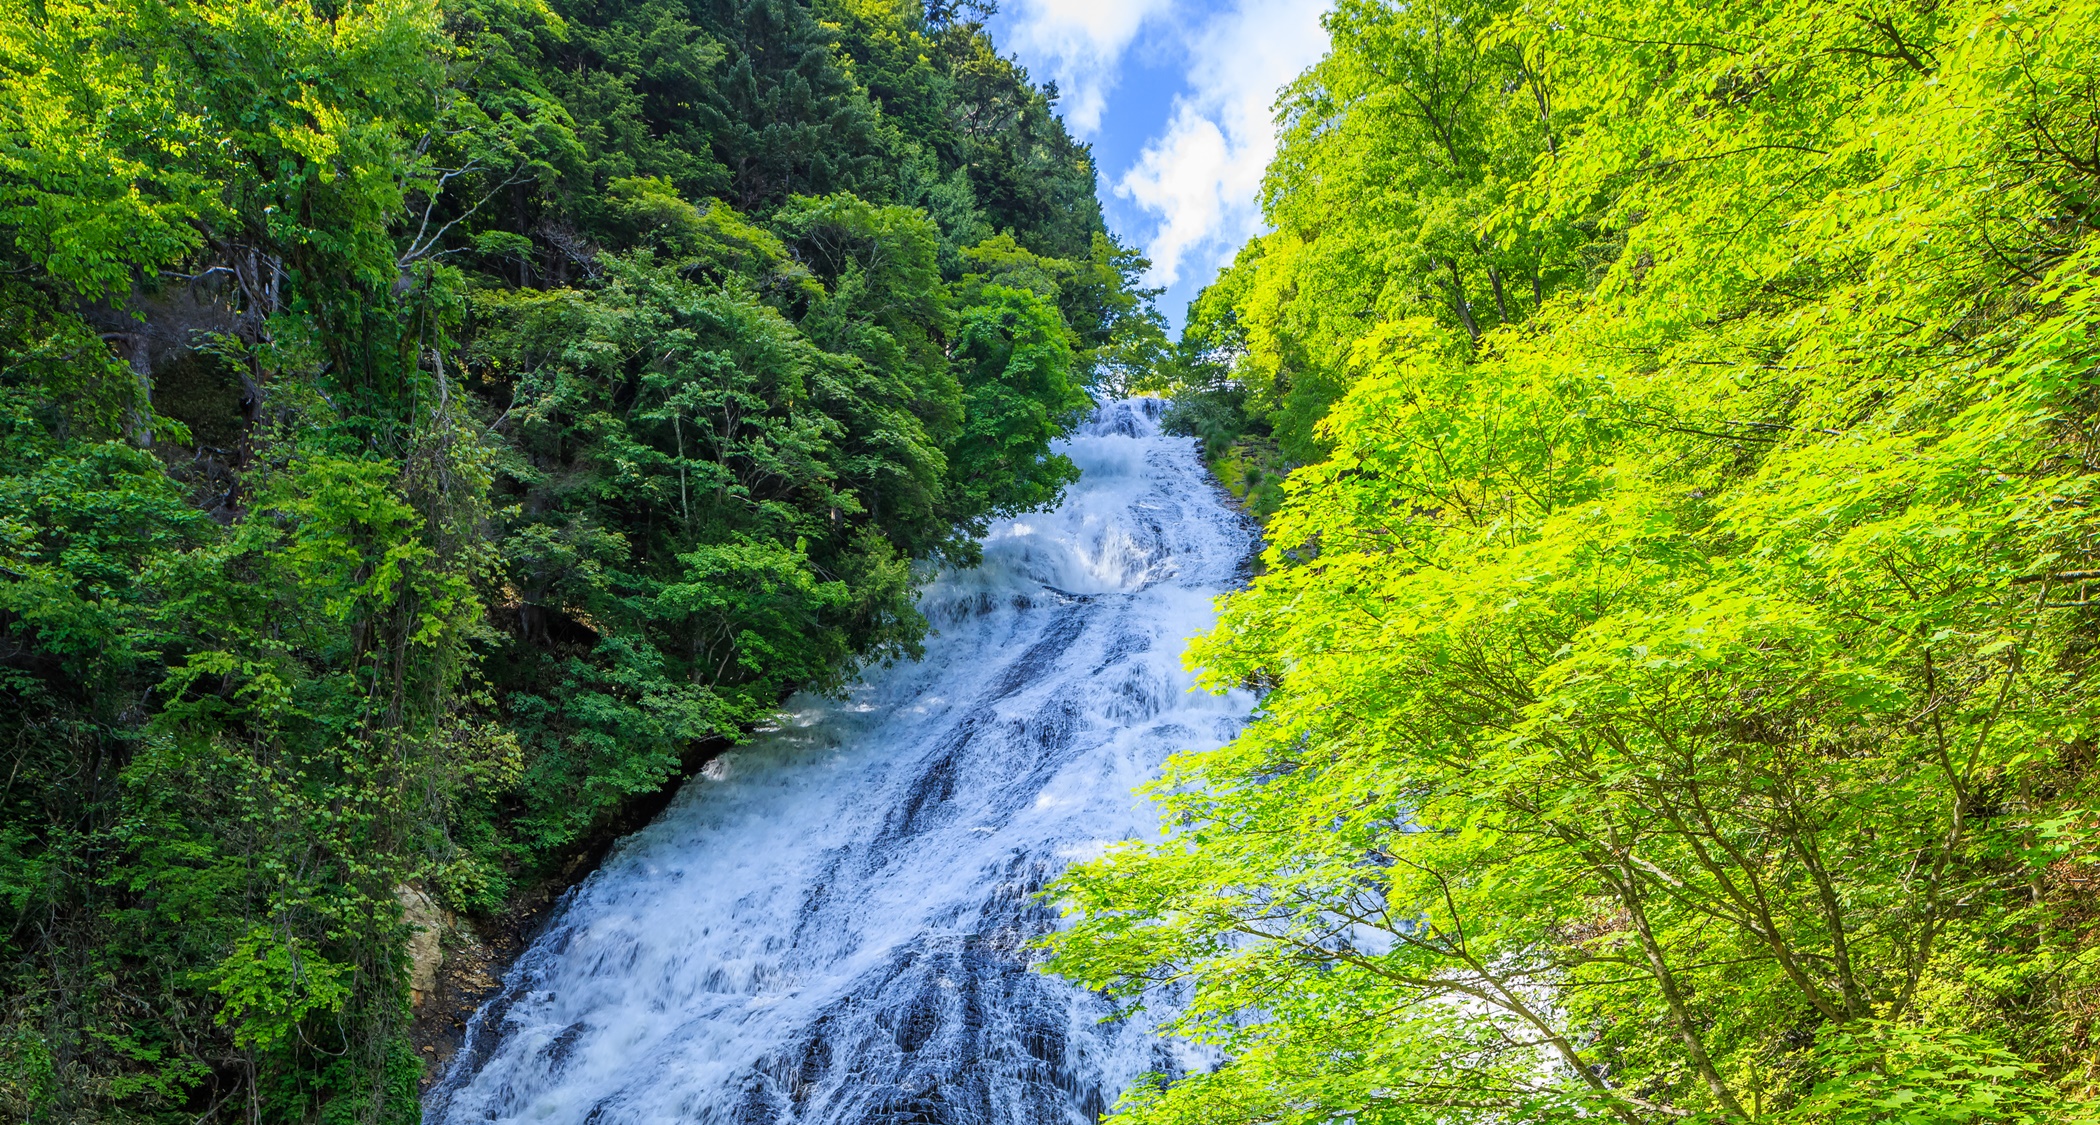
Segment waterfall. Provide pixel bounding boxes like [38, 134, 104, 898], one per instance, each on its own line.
[425, 398, 1254, 1125]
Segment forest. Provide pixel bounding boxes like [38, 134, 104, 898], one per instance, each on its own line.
[10, 0, 2100, 1121]
[1050, 0, 2100, 1122]
[0, 0, 1165, 1117]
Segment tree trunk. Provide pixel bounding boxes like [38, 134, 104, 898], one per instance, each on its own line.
[1445, 260, 1481, 341]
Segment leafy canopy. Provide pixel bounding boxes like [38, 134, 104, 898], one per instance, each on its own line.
[1052, 0, 2100, 1123]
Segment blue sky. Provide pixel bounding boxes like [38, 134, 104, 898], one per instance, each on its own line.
[983, 0, 1334, 331]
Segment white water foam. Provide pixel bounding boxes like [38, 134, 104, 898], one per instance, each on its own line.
[426, 398, 1253, 1125]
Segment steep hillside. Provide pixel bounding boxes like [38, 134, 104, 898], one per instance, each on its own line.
[1066, 0, 2100, 1122]
[0, 0, 1158, 1118]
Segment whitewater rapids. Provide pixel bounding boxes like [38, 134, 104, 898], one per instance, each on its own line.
[425, 398, 1254, 1125]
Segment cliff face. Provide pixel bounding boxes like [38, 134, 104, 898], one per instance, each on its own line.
[0, 1, 1162, 1119]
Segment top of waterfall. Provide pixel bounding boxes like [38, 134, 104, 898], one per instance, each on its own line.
[1076, 396, 1167, 439]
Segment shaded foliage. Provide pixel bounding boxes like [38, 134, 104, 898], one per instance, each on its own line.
[0, 0, 1155, 1118]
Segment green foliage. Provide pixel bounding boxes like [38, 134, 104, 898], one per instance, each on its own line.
[1799, 1024, 2096, 1125]
[947, 285, 1093, 523]
[0, 0, 1147, 1117]
[209, 928, 355, 1050]
[1052, 0, 2100, 1122]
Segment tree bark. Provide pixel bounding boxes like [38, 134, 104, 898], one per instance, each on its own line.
[1445, 260, 1481, 341]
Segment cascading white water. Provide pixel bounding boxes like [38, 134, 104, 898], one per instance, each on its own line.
[426, 398, 1253, 1125]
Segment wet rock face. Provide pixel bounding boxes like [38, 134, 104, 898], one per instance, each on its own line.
[425, 400, 1249, 1125]
[728, 859, 1099, 1125]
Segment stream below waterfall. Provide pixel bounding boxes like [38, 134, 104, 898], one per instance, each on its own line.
[424, 398, 1254, 1125]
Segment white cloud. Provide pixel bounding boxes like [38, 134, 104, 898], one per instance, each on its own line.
[1117, 0, 1331, 291]
[1116, 106, 1238, 288]
[1002, 0, 1175, 135]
